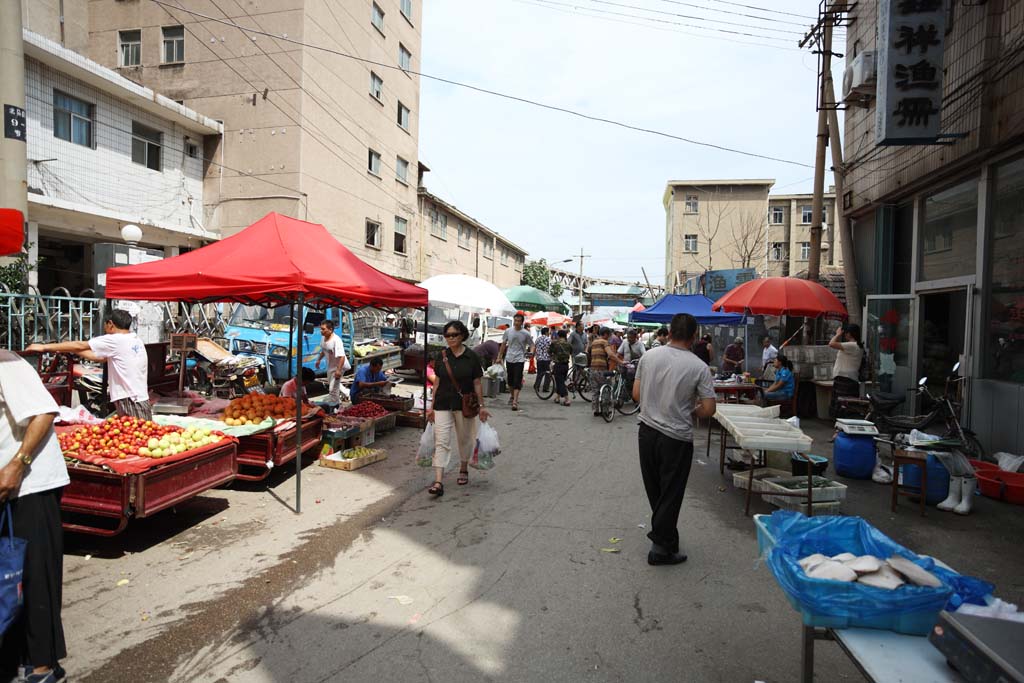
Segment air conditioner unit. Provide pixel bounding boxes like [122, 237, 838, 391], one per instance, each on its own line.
[842, 51, 877, 101]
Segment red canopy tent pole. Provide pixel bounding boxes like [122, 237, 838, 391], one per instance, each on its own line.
[293, 294, 304, 513]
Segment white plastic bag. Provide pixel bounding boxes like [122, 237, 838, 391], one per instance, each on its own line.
[485, 364, 506, 380]
[996, 452, 1024, 473]
[477, 422, 501, 456]
[416, 423, 435, 467]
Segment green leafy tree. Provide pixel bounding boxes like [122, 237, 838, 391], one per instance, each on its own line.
[521, 259, 563, 298]
[0, 248, 37, 294]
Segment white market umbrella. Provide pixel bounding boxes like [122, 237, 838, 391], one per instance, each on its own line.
[417, 274, 518, 317]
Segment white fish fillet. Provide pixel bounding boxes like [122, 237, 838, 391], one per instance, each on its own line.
[844, 555, 883, 575]
[806, 559, 858, 582]
[887, 556, 943, 588]
[831, 552, 857, 563]
[798, 553, 829, 572]
[857, 564, 906, 590]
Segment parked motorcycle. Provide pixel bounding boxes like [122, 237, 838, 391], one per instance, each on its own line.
[188, 349, 267, 398]
[866, 363, 985, 460]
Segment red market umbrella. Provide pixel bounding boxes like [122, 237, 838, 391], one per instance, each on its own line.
[631, 302, 646, 312]
[528, 311, 570, 328]
[0, 209, 25, 256]
[712, 277, 847, 319]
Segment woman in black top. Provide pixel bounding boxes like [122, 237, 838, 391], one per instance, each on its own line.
[428, 320, 490, 497]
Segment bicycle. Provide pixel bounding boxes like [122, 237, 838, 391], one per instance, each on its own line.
[567, 357, 591, 402]
[534, 363, 555, 400]
[596, 365, 640, 422]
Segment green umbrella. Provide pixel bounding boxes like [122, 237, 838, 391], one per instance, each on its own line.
[613, 312, 660, 328]
[503, 285, 568, 314]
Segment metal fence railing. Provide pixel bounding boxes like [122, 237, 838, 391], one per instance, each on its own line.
[0, 291, 103, 350]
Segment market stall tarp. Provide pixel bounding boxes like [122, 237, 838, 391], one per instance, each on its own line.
[105, 212, 429, 309]
[503, 285, 568, 314]
[630, 294, 745, 325]
[418, 274, 517, 316]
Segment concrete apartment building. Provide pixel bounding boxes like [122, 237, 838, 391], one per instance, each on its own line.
[417, 188, 526, 289]
[15, 25, 221, 295]
[839, 0, 1024, 454]
[765, 192, 839, 278]
[83, 0, 424, 281]
[663, 180, 841, 289]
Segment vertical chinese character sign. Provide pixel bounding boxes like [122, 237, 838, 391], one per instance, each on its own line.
[4, 105, 26, 142]
[875, 0, 946, 145]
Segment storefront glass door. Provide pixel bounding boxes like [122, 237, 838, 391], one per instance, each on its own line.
[865, 296, 915, 412]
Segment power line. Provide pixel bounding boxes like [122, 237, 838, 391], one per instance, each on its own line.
[646, 0, 814, 27]
[685, 0, 816, 20]
[509, 0, 800, 51]
[579, 0, 806, 35]
[150, 0, 815, 169]
[520, 0, 796, 42]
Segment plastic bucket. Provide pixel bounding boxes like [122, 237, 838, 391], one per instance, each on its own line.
[900, 453, 950, 505]
[833, 433, 876, 479]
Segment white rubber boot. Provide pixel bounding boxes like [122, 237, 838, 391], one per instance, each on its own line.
[954, 477, 975, 515]
[937, 476, 962, 511]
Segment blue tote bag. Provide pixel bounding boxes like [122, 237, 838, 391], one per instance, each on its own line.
[0, 504, 26, 634]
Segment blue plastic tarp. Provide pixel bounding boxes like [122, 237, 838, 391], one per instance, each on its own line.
[629, 294, 745, 325]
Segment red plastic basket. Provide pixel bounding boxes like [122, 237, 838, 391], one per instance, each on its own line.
[969, 459, 998, 473]
[976, 470, 1024, 505]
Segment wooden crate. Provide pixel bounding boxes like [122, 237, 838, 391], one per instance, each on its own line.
[318, 449, 387, 471]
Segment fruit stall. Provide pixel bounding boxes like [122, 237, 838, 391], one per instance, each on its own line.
[220, 395, 324, 481]
[104, 212, 429, 512]
[58, 416, 237, 536]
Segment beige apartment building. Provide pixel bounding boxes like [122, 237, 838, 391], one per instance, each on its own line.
[765, 192, 838, 277]
[78, 0, 424, 281]
[417, 189, 526, 289]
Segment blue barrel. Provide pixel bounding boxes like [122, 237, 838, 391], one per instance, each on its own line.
[900, 454, 950, 505]
[834, 433, 876, 479]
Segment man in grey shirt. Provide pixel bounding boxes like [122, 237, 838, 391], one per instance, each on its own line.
[632, 313, 716, 566]
[498, 313, 533, 410]
[568, 321, 587, 358]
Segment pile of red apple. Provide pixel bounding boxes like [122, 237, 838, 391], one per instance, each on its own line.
[58, 416, 224, 460]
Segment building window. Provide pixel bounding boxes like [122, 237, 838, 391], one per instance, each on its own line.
[684, 195, 699, 214]
[119, 30, 141, 67]
[683, 234, 698, 253]
[771, 206, 784, 224]
[799, 242, 810, 261]
[394, 217, 407, 254]
[371, 2, 385, 32]
[185, 141, 198, 158]
[483, 239, 494, 259]
[430, 208, 447, 239]
[366, 219, 381, 249]
[920, 178, 978, 282]
[516, 254, 524, 271]
[457, 223, 471, 249]
[162, 26, 185, 63]
[500, 247, 509, 266]
[400, 0, 413, 21]
[131, 121, 162, 171]
[396, 156, 409, 184]
[397, 102, 410, 130]
[800, 205, 813, 224]
[770, 242, 787, 261]
[52, 90, 93, 147]
[369, 72, 383, 101]
[985, 156, 1024, 381]
[367, 149, 381, 176]
[399, 44, 412, 71]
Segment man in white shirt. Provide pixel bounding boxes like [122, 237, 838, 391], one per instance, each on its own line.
[761, 336, 779, 379]
[497, 314, 533, 411]
[616, 329, 646, 364]
[315, 320, 349, 403]
[27, 309, 150, 420]
[0, 351, 69, 682]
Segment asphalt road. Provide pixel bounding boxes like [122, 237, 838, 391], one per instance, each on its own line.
[116, 393, 858, 683]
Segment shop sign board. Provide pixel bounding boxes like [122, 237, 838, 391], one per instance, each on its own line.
[4, 105, 25, 141]
[876, 0, 947, 145]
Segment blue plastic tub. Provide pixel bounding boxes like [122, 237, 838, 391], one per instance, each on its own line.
[900, 453, 950, 505]
[833, 433, 876, 479]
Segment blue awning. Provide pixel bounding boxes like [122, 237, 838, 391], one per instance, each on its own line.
[629, 294, 745, 325]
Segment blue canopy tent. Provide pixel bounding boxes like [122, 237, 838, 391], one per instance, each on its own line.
[629, 294, 745, 325]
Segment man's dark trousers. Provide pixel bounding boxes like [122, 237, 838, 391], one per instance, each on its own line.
[638, 422, 694, 553]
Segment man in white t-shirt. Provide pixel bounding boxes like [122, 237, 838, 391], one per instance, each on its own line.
[0, 351, 70, 681]
[28, 309, 151, 420]
[315, 320, 349, 403]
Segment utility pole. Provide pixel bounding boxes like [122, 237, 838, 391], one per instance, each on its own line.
[1, 0, 28, 224]
[804, 14, 834, 284]
[824, 70, 861, 326]
[575, 248, 590, 317]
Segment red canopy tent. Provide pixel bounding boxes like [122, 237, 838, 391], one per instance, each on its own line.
[105, 213, 429, 511]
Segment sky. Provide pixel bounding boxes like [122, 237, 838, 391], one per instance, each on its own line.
[417, 0, 843, 286]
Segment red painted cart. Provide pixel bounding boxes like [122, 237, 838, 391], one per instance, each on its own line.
[61, 441, 238, 537]
[235, 415, 324, 481]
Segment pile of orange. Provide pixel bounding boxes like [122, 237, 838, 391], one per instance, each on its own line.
[222, 394, 297, 425]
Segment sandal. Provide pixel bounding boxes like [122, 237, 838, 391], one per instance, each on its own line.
[457, 469, 469, 485]
[428, 482, 444, 497]
[511, 402, 519, 411]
